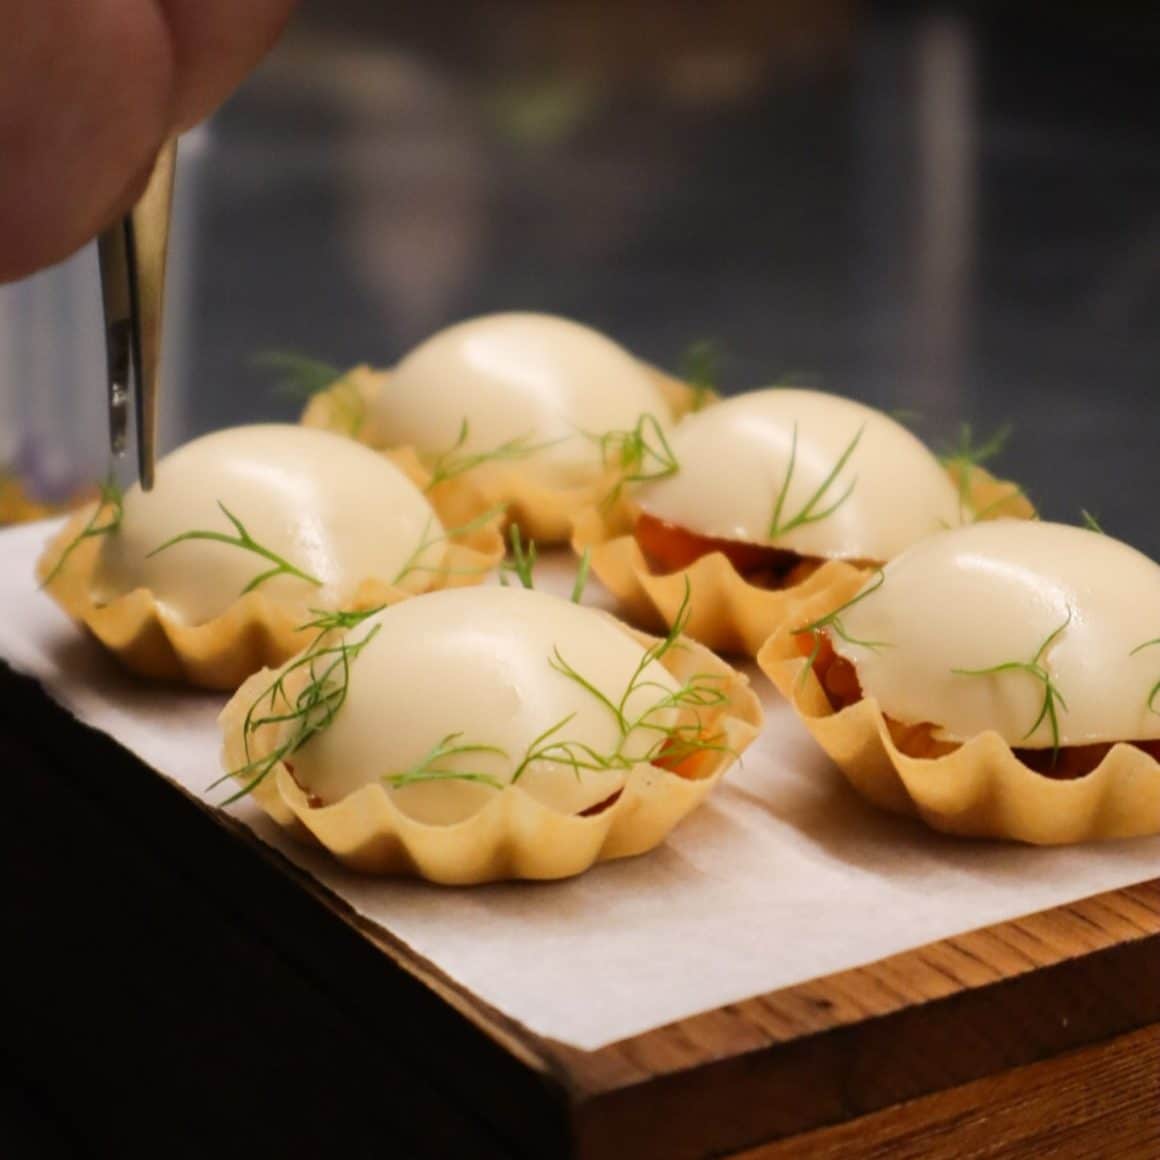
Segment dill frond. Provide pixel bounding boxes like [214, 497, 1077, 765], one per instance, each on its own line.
[383, 732, 508, 791]
[391, 505, 505, 586]
[254, 350, 343, 398]
[791, 569, 890, 685]
[953, 609, 1073, 762]
[1080, 509, 1106, 534]
[220, 619, 381, 802]
[147, 501, 323, 595]
[680, 339, 722, 412]
[253, 350, 366, 435]
[1130, 637, 1160, 715]
[592, 413, 680, 506]
[498, 525, 537, 589]
[940, 421, 1018, 522]
[570, 547, 592, 604]
[767, 423, 864, 540]
[40, 473, 124, 587]
[426, 419, 562, 490]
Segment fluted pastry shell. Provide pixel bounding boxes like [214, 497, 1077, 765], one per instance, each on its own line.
[37, 448, 503, 691]
[300, 314, 707, 544]
[756, 559, 1160, 845]
[220, 607, 763, 884]
[573, 463, 1028, 656]
[301, 362, 708, 443]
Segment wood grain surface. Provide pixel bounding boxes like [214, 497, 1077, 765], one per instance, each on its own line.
[4, 661, 1158, 1158]
[739, 1025, 1160, 1160]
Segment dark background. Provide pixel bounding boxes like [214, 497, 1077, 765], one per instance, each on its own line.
[181, 1, 1159, 551]
[2, 3, 1157, 548]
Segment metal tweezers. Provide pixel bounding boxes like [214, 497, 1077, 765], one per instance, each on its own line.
[96, 140, 178, 491]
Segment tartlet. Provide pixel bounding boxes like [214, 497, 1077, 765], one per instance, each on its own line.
[38, 424, 503, 689]
[220, 586, 763, 884]
[574, 388, 1031, 655]
[758, 520, 1160, 844]
[300, 312, 706, 542]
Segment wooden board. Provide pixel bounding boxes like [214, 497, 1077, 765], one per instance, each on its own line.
[4, 659, 1158, 1158]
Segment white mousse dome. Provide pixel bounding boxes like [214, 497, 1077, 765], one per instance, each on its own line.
[635, 388, 963, 561]
[830, 520, 1160, 748]
[363, 312, 672, 487]
[289, 587, 684, 823]
[92, 424, 442, 624]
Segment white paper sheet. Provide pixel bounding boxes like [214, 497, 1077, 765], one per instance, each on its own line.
[2, 519, 1157, 1051]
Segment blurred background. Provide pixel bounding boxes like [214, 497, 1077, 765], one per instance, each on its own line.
[1, 2, 1157, 549]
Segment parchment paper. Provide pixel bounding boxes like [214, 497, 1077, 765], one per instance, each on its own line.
[2, 519, 1157, 1051]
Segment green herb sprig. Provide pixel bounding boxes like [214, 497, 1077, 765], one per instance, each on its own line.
[680, 339, 721, 412]
[570, 547, 592, 604]
[383, 733, 509, 791]
[254, 350, 366, 436]
[939, 421, 1027, 522]
[592, 413, 679, 505]
[148, 502, 323, 595]
[952, 610, 1072, 761]
[40, 474, 124, 587]
[379, 579, 732, 794]
[499, 525, 537, 589]
[426, 419, 562, 491]
[550, 578, 730, 758]
[390, 506, 505, 586]
[1080, 509, 1106, 534]
[255, 350, 342, 397]
[1130, 637, 1160, 716]
[767, 423, 864, 540]
[791, 569, 890, 685]
[221, 612, 382, 802]
[227, 579, 730, 802]
[497, 524, 591, 603]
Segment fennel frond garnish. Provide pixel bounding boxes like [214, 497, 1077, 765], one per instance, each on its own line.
[570, 547, 592, 604]
[939, 421, 1025, 522]
[40, 474, 124, 587]
[383, 733, 509, 791]
[680, 339, 721, 412]
[593, 413, 679, 505]
[1080, 509, 1106, 534]
[497, 524, 591, 603]
[254, 350, 365, 436]
[791, 568, 890, 684]
[390, 505, 505, 586]
[382, 578, 731, 793]
[952, 609, 1073, 761]
[1130, 637, 1160, 715]
[221, 609, 383, 802]
[767, 422, 864, 541]
[498, 525, 537, 589]
[425, 419, 562, 490]
[147, 502, 322, 595]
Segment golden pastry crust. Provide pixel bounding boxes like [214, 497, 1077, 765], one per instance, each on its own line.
[301, 364, 707, 543]
[298, 364, 382, 439]
[37, 463, 504, 691]
[220, 621, 763, 884]
[756, 573, 1160, 844]
[572, 465, 1033, 657]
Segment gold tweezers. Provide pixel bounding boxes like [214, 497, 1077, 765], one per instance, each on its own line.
[97, 140, 177, 491]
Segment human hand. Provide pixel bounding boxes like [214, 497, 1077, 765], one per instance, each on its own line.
[1, 0, 298, 282]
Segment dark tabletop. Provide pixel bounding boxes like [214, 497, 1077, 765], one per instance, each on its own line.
[173, 1, 1160, 553]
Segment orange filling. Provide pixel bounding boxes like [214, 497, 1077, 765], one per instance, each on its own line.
[652, 733, 720, 780]
[796, 632, 1160, 780]
[289, 732, 716, 819]
[634, 512, 823, 589]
